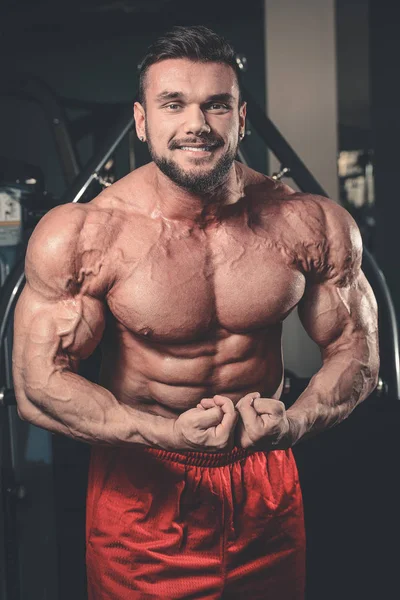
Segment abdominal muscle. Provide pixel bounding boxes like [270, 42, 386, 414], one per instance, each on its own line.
[98, 325, 284, 419]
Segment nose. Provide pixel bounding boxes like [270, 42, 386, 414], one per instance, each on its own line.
[184, 105, 211, 136]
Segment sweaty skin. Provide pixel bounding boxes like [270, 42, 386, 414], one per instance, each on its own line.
[12, 161, 379, 451]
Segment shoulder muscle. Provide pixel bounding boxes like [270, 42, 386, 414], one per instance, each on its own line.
[290, 194, 362, 286]
[25, 202, 113, 299]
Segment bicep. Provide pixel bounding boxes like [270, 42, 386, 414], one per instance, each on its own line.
[297, 270, 378, 353]
[12, 282, 106, 406]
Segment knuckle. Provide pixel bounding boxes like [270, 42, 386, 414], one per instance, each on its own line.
[275, 400, 286, 415]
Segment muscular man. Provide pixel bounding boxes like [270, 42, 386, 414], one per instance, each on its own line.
[12, 26, 379, 600]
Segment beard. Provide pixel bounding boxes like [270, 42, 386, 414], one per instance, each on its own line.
[145, 127, 239, 195]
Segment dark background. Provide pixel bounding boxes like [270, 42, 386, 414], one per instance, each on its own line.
[1, 1, 399, 599]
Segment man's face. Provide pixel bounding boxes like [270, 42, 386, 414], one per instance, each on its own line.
[134, 59, 246, 194]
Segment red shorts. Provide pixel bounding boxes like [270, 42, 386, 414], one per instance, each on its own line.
[86, 445, 305, 599]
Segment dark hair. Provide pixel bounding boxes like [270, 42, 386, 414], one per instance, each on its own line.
[138, 25, 242, 105]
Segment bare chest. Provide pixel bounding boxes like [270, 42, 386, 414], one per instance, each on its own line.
[106, 221, 305, 342]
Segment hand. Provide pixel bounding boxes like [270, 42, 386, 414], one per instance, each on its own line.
[173, 395, 237, 452]
[234, 392, 292, 449]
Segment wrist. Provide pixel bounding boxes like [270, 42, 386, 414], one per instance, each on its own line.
[154, 417, 180, 451]
[285, 408, 308, 445]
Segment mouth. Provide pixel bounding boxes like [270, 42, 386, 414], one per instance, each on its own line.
[178, 147, 218, 159]
[174, 142, 221, 154]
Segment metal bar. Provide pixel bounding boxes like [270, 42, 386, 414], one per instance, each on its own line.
[61, 106, 133, 204]
[0, 269, 25, 374]
[242, 85, 328, 196]
[361, 250, 400, 400]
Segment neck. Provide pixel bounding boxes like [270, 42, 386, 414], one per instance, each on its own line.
[150, 161, 244, 226]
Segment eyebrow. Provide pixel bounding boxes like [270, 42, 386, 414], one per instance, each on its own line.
[155, 91, 185, 102]
[155, 91, 235, 104]
[206, 93, 235, 104]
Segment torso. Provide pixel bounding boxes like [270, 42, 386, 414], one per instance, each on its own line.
[88, 163, 308, 418]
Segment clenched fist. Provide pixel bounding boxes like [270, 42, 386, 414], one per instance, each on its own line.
[235, 392, 292, 449]
[173, 395, 238, 452]
[200, 392, 293, 450]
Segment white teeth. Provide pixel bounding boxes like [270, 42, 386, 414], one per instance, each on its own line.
[180, 146, 210, 152]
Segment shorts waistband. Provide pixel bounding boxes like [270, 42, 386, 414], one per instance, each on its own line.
[141, 445, 260, 467]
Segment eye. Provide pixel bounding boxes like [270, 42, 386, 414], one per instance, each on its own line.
[207, 103, 230, 112]
[165, 103, 181, 110]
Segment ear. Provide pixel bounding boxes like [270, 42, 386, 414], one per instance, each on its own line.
[133, 102, 146, 141]
[239, 101, 247, 138]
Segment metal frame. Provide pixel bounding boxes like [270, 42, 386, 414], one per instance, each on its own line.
[0, 260, 24, 600]
[61, 106, 133, 204]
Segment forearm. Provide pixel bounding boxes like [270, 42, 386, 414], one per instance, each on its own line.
[286, 350, 379, 445]
[15, 369, 177, 450]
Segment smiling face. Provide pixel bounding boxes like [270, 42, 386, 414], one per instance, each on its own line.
[134, 58, 246, 194]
